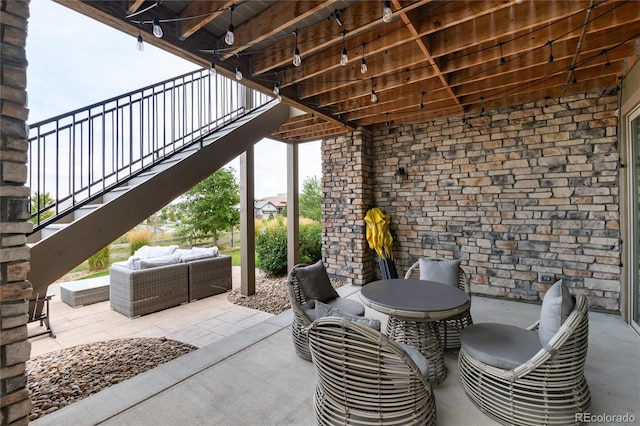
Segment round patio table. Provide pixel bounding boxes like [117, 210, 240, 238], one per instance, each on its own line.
[360, 278, 470, 384]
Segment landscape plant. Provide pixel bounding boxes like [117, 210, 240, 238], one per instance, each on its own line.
[128, 228, 152, 255]
[88, 246, 110, 271]
[256, 217, 322, 275]
[175, 168, 240, 246]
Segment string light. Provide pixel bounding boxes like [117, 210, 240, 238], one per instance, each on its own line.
[370, 78, 377, 103]
[210, 62, 216, 76]
[340, 30, 348, 66]
[152, 18, 163, 38]
[235, 64, 243, 80]
[273, 73, 280, 95]
[385, 112, 390, 126]
[330, 9, 343, 27]
[382, 1, 393, 23]
[360, 43, 368, 74]
[420, 91, 425, 109]
[225, 5, 235, 46]
[293, 29, 302, 67]
[547, 40, 554, 63]
[604, 50, 611, 68]
[137, 23, 144, 51]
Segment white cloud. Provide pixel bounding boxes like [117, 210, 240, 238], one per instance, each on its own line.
[27, 0, 321, 200]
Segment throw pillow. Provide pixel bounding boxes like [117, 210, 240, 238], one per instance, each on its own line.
[315, 301, 381, 331]
[418, 258, 460, 286]
[295, 261, 339, 303]
[538, 280, 575, 346]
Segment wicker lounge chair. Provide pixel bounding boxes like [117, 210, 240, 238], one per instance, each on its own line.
[458, 282, 590, 426]
[404, 257, 472, 350]
[307, 316, 437, 425]
[287, 261, 365, 361]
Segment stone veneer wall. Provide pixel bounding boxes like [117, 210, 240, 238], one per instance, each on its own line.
[323, 90, 621, 311]
[322, 130, 376, 285]
[1, 0, 33, 424]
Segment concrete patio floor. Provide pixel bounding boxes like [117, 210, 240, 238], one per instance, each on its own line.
[29, 270, 639, 426]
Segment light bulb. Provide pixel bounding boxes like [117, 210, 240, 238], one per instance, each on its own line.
[340, 48, 348, 66]
[152, 18, 163, 38]
[137, 34, 144, 51]
[235, 66, 242, 80]
[273, 83, 280, 96]
[225, 24, 235, 46]
[383, 1, 393, 23]
[209, 63, 216, 76]
[293, 47, 302, 67]
[360, 58, 367, 74]
[370, 90, 377, 103]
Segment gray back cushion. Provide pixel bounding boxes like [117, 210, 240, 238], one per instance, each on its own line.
[295, 261, 339, 303]
[418, 258, 460, 286]
[538, 280, 575, 346]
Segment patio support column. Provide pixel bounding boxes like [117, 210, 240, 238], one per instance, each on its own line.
[239, 148, 256, 296]
[0, 0, 34, 423]
[287, 143, 299, 270]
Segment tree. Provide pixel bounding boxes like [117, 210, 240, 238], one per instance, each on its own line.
[175, 168, 240, 245]
[299, 176, 322, 222]
[30, 192, 55, 224]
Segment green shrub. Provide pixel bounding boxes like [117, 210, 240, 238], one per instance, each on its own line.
[300, 221, 321, 264]
[128, 228, 152, 255]
[256, 217, 288, 276]
[88, 246, 110, 272]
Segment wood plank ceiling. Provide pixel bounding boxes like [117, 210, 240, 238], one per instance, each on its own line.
[57, 0, 640, 142]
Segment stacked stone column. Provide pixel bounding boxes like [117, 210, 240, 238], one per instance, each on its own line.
[1, 0, 33, 424]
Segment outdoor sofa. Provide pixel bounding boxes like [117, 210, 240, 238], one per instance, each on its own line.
[110, 245, 232, 318]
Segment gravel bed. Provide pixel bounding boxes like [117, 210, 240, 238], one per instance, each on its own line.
[27, 338, 196, 421]
[28, 271, 344, 420]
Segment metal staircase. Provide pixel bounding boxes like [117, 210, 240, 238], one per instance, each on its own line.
[26, 69, 291, 292]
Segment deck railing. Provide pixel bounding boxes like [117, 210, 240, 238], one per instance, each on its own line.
[28, 69, 273, 232]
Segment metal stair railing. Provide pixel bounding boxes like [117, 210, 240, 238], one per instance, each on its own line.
[28, 68, 274, 233]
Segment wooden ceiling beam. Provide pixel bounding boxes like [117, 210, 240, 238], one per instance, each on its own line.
[427, 0, 591, 58]
[297, 44, 430, 99]
[219, 0, 337, 60]
[250, 0, 430, 75]
[441, 13, 640, 76]
[127, 0, 145, 15]
[178, 1, 234, 41]
[449, 38, 637, 94]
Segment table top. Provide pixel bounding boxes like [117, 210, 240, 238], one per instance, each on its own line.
[360, 278, 470, 321]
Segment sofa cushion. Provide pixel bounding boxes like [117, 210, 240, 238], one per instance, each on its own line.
[139, 254, 182, 269]
[315, 301, 380, 330]
[295, 261, 339, 303]
[192, 246, 219, 257]
[418, 258, 460, 286]
[538, 280, 575, 346]
[461, 323, 542, 370]
[134, 245, 178, 259]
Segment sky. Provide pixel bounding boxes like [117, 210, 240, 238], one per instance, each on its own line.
[26, 0, 321, 199]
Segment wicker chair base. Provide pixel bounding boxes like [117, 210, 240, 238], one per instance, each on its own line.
[458, 294, 591, 426]
[314, 385, 436, 426]
[386, 317, 446, 384]
[459, 347, 591, 425]
[291, 314, 312, 361]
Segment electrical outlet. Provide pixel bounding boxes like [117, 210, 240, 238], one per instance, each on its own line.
[538, 273, 554, 283]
